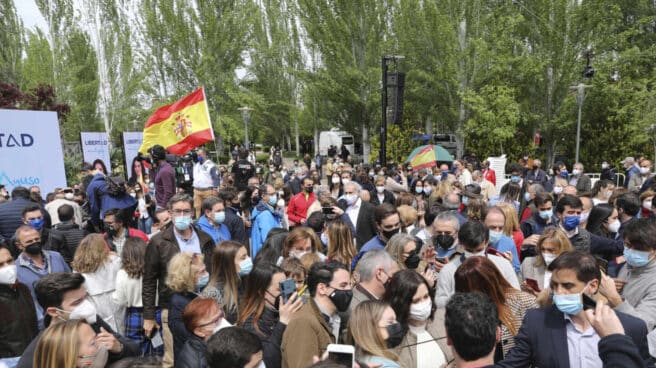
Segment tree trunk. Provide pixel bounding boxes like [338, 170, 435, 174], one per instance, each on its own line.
[295, 119, 300, 156]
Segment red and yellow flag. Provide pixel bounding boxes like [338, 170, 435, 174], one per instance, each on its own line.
[139, 87, 214, 155]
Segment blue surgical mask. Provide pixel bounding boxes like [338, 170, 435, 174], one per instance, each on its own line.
[174, 215, 192, 231]
[28, 218, 45, 231]
[624, 248, 651, 268]
[524, 192, 531, 202]
[539, 210, 553, 220]
[238, 257, 253, 276]
[213, 211, 226, 224]
[489, 230, 503, 245]
[197, 273, 209, 289]
[552, 292, 583, 315]
[562, 215, 580, 231]
[462, 196, 469, 206]
[560, 170, 569, 178]
[268, 195, 278, 206]
[415, 187, 423, 194]
[511, 175, 521, 183]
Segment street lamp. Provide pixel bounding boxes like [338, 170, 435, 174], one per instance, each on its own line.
[238, 106, 253, 150]
[571, 50, 594, 164]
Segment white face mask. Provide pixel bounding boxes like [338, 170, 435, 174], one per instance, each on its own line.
[464, 249, 486, 258]
[341, 178, 350, 186]
[542, 253, 557, 266]
[553, 187, 563, 195]
[59, 299, 97, 324]
[580, 211, 590, 223]
[604, 190, 613, 199]
[291, 251, 308, 260]
[277, 198, 285, 208]
[643, 200, 652, 210]
[409, 299, 432, 321]
[376, 186, 385, 193]
[64, 193, 74, 200]
[0, 264, 17, 285]
[608, 219, 621, 233]
[212, 317, 232, 334]
[332, 177, 341, 184]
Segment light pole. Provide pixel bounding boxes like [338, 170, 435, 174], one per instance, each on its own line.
[380, 55, 404, 166]
[571, 83, 592, 163]
[238, 106, 252, 150]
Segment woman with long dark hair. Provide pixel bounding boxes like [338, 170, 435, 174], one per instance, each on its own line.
[203, 240, 252, 323]
[586, 203, 619, 238]
[455, 256, 537, 360]
[237, 262, 302, 368]
[383, 270, 452, 367]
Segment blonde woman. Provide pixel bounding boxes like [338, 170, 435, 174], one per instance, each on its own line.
[325, 219, 356, 270]
[33, 319, 108, 368]
[495, 202, 525, 256]
[520, 228, 573, 304]
[72, 233, 123, 333]
[349, 301, 401, 368]
[166, 252, 208, 358]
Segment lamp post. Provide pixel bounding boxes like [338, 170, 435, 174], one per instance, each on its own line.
[571, 83, 592, 164]
[238, 106, 253, 150]
[380, 55, 404, 166]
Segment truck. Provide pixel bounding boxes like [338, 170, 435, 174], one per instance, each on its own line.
[319, 129, 355, 157]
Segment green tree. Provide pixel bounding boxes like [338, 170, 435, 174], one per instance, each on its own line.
[0, 0, 23, 83]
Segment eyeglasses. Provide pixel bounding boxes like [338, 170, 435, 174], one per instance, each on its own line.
[199, 316, 223, 328]
[171, 209, 193, 215]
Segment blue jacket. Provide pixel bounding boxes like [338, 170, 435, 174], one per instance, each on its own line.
[352, 235, 385, 270]
[251, 201, 282, 257]
[86, 174, 137, 225]
[16, 250, 70, 329]
[196, 215, 231, 246]
[496, 305, 653, 368]
[490, 235, 520, 273]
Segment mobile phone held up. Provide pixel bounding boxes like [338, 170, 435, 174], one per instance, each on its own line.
[486, 247, 501, 256]
[327, 344, 355, 368]
[582, 293, 597, 310]
[322, 206, 334, 215]
[279, 278, 297, 304]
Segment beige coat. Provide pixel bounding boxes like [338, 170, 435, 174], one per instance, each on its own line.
[281, 299, 335, 368]
[395, 309, 454, 368]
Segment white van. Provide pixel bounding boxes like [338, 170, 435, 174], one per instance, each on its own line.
[319, 129, 355, 156]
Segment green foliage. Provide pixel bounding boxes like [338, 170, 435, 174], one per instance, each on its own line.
[0, 0, 23, 83]
[370, 124, 419, 165]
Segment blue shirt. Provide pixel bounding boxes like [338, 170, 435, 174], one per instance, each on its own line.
[352, 235, 385, 270]
[564, 314, 602, 368]
[490, 235, 520, 273]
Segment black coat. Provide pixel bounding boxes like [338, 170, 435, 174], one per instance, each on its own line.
[169, 292, 197, 360]
[225, 206, 247, 244]
[242, 306, 287, 368]
[47, 221, 87, 265]
[369, 190, 395, 206]
[176, 334, 207, 368]
[0, 283, 38, 358]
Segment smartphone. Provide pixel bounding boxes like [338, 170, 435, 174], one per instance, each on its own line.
[486, 247, 502, 256]
[279, 278, 297, 304]
[149, 326, 163, 349]
[435, 257, 448, 264]
[582, 293, 597, 310]
[322, 206, 334, 215]
[525, 278, 540, 292]
[326, 344, 355, 367]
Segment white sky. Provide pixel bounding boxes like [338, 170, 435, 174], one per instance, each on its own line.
[14, 0, 47, 31]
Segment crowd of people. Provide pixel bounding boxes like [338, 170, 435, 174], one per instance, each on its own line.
[0, 145, 655, 368]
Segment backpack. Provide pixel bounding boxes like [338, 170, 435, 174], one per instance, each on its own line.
[105, 176, 127, 197]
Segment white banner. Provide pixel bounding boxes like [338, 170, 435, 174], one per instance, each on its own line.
[123, 132, 145, 180]
[81, 132, 111, 175]
[0, 109, 67, 193]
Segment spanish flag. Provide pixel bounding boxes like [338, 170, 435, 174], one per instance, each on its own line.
[139, 87, 214, 155]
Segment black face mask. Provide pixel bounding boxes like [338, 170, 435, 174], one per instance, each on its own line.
[404, 251, 421, 269]
[267, 291, 281, 311]
[434, 234, 455, 250]
[381, 227, 400, 240]
[329, 288, 353, 312]
[252, 196, 260, 206]
[25, 242, 42, 255]
[305, 186, 314, 193]
[232, 202, 241, 210]
[106, 226, 117, 237]
[386, 322, 405, 348]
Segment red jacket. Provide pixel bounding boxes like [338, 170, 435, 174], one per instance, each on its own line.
[287, 192, 316, 226]
[483, 168, 496, 186]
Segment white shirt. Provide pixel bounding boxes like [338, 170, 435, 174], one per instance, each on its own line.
[45, 198, 83, 225]
[408, 324, 447, 368]
[174, 228, 202, 254]
[193, 160, 217, 189]
[137, 198, 149, 219]
[346, 198, 362, 227]
[112, 269, 144, 307]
